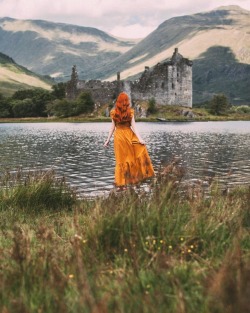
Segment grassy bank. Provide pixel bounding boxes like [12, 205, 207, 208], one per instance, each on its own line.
[0, 106, 250, 123]
[0, 167, 249, 313]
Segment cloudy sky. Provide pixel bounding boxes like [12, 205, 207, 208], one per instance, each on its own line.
[0, 0, 249, 38]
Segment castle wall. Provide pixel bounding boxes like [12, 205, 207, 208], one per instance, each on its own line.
[67, 49, 193, 107]
[77, 80, 119, 104]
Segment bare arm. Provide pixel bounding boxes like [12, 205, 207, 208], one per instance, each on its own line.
[131, 116, 145, 145]
[104, 119, 115, 147]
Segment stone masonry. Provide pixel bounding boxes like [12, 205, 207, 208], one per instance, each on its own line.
[66, 48, 193, 107]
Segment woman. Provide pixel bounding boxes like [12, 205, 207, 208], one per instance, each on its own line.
[104, 92, 154, 187]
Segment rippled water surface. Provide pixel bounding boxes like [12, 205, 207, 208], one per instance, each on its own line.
[0, 121, 249, 196]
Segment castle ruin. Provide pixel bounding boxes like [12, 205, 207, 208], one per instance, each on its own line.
[66, 48, 193, 107]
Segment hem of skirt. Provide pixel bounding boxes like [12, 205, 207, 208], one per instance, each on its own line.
[114, 173, 155, 187]
[114, 151, 154, 186]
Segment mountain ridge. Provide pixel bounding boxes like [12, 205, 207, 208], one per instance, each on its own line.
[102, 5, 250, 81]
[0, 5, 250, 103]
[0, 17, 138, 80]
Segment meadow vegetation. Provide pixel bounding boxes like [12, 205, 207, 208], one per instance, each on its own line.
[0, 165, 249, 313]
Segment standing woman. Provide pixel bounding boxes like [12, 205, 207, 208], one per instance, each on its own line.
[104, 92, 154, 188]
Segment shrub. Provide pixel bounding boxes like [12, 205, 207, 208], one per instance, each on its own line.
[147, 98, 158, 114]
[234, 105, 250, 114]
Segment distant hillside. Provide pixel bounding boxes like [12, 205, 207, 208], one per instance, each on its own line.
[0, 17, 138, 80]
[1, 6, 250, 103]
[101, 5, 250, 104]
[193, 46, 250, 104]
[0, 52, 52, 96]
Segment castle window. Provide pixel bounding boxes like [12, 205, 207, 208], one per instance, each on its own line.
[172, 83, 175, 89]
[155, 82, 158, 88]
[161, 82, 165, 88]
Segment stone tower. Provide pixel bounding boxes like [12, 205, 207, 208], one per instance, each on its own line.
[167, 48, 193, 107]
[66, 65, 78, 100]
[131, 48, 193, 107]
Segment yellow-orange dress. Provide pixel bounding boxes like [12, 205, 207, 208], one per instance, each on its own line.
[110, 109, 154, 186]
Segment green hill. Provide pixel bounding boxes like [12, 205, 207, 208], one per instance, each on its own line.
[193, 46, 250, 104]
[0, 52, 52, 96]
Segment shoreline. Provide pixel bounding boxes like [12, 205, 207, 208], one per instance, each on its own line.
[0, 116, 250, 123]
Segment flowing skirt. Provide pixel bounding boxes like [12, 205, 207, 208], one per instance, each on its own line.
[113, 126, 154, 186]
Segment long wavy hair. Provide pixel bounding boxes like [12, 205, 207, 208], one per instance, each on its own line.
[112, 92, 132, 123]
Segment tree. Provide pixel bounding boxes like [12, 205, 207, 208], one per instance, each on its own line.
[147, 98, 157, 114]
[11, 99, 34, 117]
[31, 89, 52, 116]
[0, 93, 12, 117]
[46, 99, 76, 117]
[11, 88, 52, 117]
[208, 94, 230, 115]
[12, 89, 35, 100]
[51, 83, 66, 100]
[76, 92, 94, 114]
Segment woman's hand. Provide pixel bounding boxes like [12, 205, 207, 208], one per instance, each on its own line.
[104, 140, 109, 148]
[139, 139, 145, 145]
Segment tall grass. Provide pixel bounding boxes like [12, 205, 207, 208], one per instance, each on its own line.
[0, 165, 249, 313]
[0, 169, 75, 211]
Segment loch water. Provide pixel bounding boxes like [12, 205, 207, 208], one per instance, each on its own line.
[0, 121, 249, 196]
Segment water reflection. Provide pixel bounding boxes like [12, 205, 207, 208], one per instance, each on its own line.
[0, 121, 249, 196]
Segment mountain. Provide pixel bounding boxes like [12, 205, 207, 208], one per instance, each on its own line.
[1, 6, 250, 103]
[0, 17, 138, 80]
[99, 5, 250, 104]
[0, 52, 52, 96]
[101, 6, 250, 78]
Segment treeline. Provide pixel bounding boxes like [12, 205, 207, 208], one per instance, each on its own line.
[1, 87, 249, 119]
[195, 94, 250, 114]
[0, 83, 95, 118]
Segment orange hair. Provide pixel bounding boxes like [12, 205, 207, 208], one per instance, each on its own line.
[112, 92, 132, 123]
